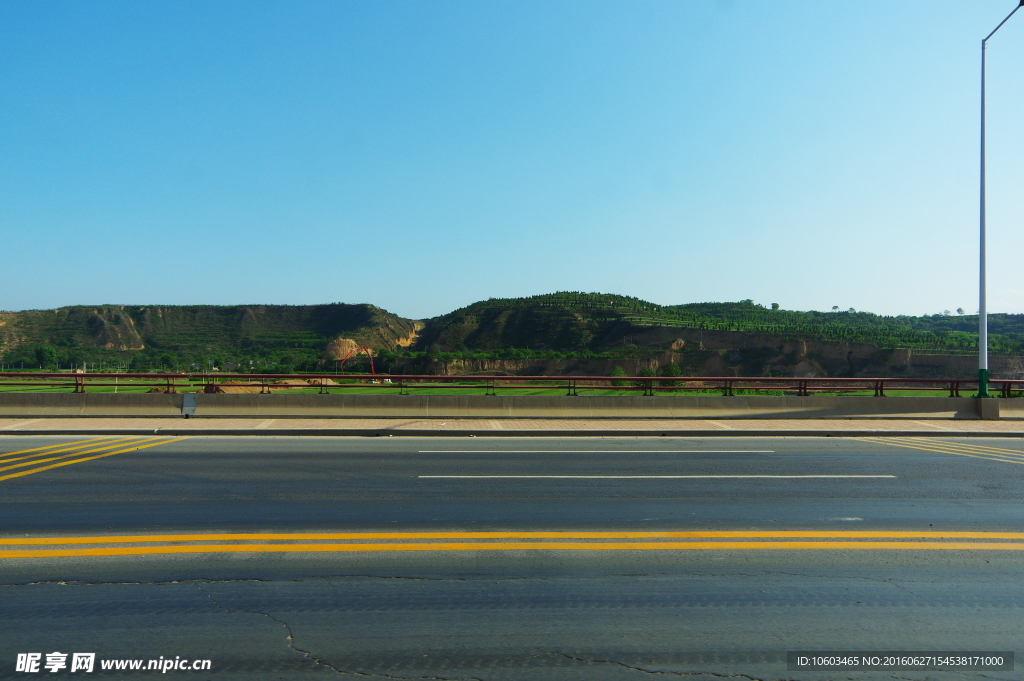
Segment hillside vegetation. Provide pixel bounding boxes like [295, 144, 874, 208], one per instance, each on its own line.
[414, 292, 1024, 355]
[3, 293, 1023, 376]
[0, 304, 415, 372]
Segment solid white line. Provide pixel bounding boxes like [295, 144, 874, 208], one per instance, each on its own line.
[417, 475, 896, 479]
[418, 450, 775, 453]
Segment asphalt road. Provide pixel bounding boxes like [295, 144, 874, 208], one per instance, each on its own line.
[2, 435, 1024, 680]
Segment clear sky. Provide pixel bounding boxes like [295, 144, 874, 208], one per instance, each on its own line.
[2, 0, 1022, 320]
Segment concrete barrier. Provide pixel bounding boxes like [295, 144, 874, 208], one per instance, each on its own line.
[0, 393, 183, 417]
[0, 393, 1001, 419]
[999, 399, 1024, 420]
[191, 394, 989, 419]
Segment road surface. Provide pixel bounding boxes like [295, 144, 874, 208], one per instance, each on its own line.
[2, 435, 1023, 680]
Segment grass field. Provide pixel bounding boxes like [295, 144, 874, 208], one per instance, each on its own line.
[0, 382, 989, 398]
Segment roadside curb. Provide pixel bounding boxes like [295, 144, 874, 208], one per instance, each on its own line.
[2, 429, 1023, 438]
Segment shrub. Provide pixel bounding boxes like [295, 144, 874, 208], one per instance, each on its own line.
[34, 346, 58, 369]
[633, 366, 656, 388]
[610, 365, 627, 387]
[658, 362, 682, 387]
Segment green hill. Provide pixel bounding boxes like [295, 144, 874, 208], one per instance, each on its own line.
[0, 304, 415, 372]
[414, 292, 1024, 356]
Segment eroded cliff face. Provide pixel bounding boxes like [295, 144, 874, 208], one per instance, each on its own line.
[85, 309, 146, 350]
[415, 350, 802, 378]
[322, 338, 360, 361]
[0, 313, 22, 355]
[886, 352, 1024, 379]
[409, 330, 1021, 379]
[414, 351, 1021, 379]
[395, 322, 423, 348]
[602, 328, 936, 378]
[0, 307, 146, 354]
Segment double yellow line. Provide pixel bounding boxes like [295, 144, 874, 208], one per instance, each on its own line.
[3, 530, 1024, 559]
[0, 437, 188, 481]
[863, 437, 1024, 465]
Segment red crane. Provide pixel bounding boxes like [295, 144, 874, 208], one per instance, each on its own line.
[336, 346, 376, 375]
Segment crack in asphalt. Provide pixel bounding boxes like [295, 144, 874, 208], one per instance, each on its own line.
[648, 570, 920, 587]
[193, 583, 484, 681]
[547, 651, 784, 680]
[0, 578, 267, 587]
[739, 570, 921, 594]
[884, 676, 1007, 681]
[0, 570, 928, 589]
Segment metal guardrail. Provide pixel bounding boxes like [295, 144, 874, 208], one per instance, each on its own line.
[1, 372, 1022, 397]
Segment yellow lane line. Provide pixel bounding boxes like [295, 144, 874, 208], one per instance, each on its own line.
[0, 437, 138, 465]
[861, 438, 1024, 466]
[0, 438, 164, 473]
[5, 530, 1024, 545]
[901, 438, 1024, 458]
[0, 438, 188, 482]
[4, 541, 1024, 558]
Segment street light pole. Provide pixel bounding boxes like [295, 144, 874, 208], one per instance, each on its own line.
[977, 0, 1023, 398]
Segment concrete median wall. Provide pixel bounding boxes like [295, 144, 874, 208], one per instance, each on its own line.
[999, 400, 1024, 420]
[0, 393, 184, 417]
[0, 392, 1003, 419]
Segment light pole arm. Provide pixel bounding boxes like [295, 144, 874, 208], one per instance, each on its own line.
[985, 2, 1023, 44]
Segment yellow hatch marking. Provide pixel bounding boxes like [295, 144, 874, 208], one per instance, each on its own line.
[0, 438, 188, 482]
[0, 437, 139, 466]
[862, 437, 1024, 465]
[900, 438, 1024, 457]
[0, 438, 162, 472]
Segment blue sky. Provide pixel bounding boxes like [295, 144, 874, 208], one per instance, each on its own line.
[2, 0, 1022, 319]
